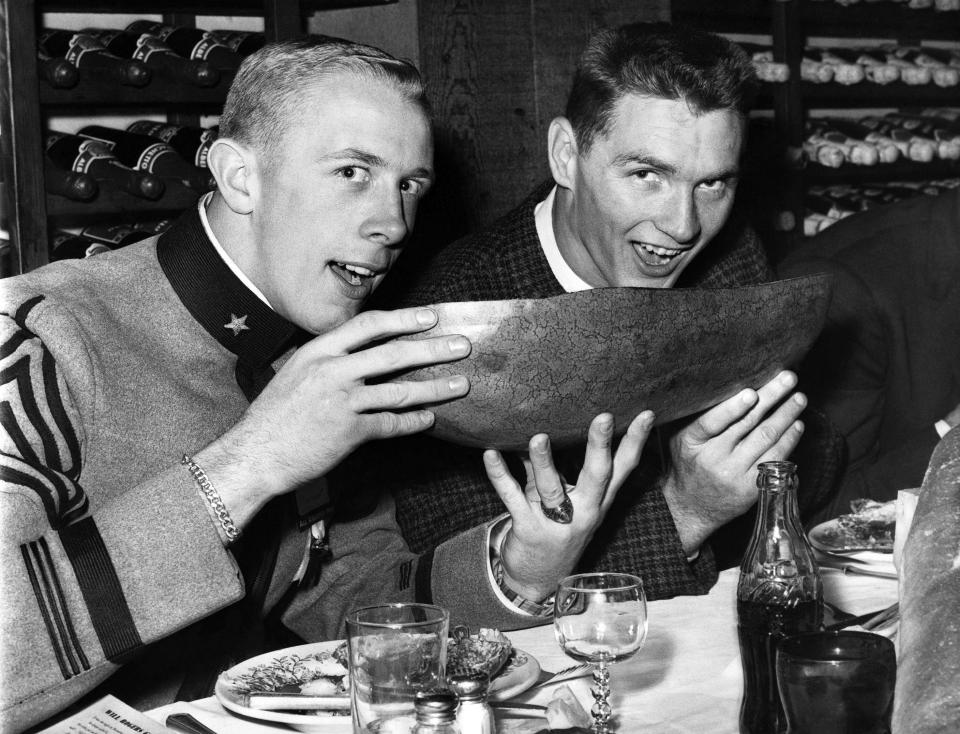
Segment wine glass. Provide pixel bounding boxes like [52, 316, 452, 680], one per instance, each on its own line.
[554, 572, 647, 733]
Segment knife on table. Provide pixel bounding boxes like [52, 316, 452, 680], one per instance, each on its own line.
[239, 691, 352, 711]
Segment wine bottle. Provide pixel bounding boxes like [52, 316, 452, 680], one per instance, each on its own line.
[81, 223, 154, 248]
[44, 156, 99, 201]
[37, 50, 79, 88]
[50, 231, 111, 261]
[37, 29, 151, 87]
[78, 125, 216, 192]
[126, 121, 218, 169]
[83, 28, 220, 87]
[45, 131, 165, 201]
[125, 21, 242, 70]
[209, 30, 266, 57]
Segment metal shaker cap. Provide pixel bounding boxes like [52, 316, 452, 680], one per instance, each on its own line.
[415, 688, 459, 723]
[447, 673, 490, 701]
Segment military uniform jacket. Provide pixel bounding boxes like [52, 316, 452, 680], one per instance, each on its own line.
[0, 209, 531, 732]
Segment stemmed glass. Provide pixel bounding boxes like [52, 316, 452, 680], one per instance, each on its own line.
[554, 572, 647, 733]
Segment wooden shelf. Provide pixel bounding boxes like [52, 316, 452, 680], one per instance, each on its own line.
[804, 158, 960, 184]
[37, 0, 396, 13]
[46, 180, 203, 223]
[40, 71, 236, 108]
[674, 0, 960, 40]
[799, 81, 960, 108]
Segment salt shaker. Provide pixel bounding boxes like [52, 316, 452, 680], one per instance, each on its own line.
[448, 673, 495, 734]
[412, 688, 461, 734]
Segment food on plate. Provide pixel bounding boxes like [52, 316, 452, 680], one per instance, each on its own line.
[836, 498, 897, 548]
[447, 626, 513, 679]
[223, 643, 350, 715]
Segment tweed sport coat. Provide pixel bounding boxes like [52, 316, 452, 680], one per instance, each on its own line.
[343, 181, 830, 601]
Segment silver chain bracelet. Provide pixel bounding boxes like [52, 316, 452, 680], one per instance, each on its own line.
[181, 454, 240, 543]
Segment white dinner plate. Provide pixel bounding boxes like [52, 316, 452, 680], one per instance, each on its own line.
[215, 640, 352, 733]
[808, 518, 894, 555]
[215, 640, 540, 732]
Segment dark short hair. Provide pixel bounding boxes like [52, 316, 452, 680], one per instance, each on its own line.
[220, 35, 430, 159]
[565, 22, 758, 153]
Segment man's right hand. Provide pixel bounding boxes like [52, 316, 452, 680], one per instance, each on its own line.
[661, 370, 807, 556]
[193, 307, 471, 529]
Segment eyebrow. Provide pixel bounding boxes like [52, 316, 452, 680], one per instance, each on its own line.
[612, 152, 739, 180]
[321, 147, 434, 180]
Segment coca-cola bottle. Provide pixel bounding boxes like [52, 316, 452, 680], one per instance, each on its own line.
[737, 461, 822, 734]
[125, 21, 242, 70]
[37, 29, 150, 87]
[83, 28, 220, 87]
[126, 121, 218, 169]
[78, 125, 215, 192]
[45, 131, 164, 201]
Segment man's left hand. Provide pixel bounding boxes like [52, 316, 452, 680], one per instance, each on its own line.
[487, 411, 655, 603]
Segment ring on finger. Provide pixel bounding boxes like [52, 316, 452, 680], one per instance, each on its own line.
[542, 493, 574, 524]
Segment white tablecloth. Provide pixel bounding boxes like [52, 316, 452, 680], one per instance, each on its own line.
[148, 567, 899, 734]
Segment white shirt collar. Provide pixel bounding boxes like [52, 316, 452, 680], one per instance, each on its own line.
[534, 186, 593, 293]
[198, 191, 273, 308]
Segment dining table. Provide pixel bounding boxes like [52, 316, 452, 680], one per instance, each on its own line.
[147, 562, 899, 734]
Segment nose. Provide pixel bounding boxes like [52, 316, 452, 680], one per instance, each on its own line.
[655, 189, 701, 245]
[361, 186, 410, 247]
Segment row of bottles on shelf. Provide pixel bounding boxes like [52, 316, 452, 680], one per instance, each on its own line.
[51, 220, 172, 261]
[803, 109, 960, 167]
[810, 0, 958, 9]
[804, 177, 959, 234]
[45, 122, 218, 202]
[37, 24, 266, 89]
[744, 43, 960, 86]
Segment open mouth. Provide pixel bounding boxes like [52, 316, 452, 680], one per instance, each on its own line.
[330, 261, 378, 287]
[634, 243, 686, 267]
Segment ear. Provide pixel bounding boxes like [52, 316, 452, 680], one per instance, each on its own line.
[547, 117, 579, 190]
[207, 138, 257, 215]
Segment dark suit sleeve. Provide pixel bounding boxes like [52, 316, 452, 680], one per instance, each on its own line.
[783, 257, 937, 520]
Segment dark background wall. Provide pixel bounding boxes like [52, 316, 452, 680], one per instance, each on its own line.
[412, 0, 670, 254]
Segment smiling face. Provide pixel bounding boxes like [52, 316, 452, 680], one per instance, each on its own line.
[551, 94, 746, 289]
[241, 72, 433, 334]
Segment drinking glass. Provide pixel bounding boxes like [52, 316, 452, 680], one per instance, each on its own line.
[775, 630, 896, 734]
[346, 603, 449, 734]
[554, 573, 647, 733]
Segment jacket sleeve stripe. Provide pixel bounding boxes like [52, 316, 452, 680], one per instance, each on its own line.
[39, 340, 81, 479]
[39, 537, 90, 670]
[21, 542, 81, 679]
[1, 355, 61, 469]
[1, 399, 41, 468]
[60, 517, 143, 662]
[0, 461, 88, 530]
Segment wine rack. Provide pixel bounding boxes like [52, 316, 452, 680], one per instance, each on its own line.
[673, 0, 960, 260]
[0, 0, 398, 274]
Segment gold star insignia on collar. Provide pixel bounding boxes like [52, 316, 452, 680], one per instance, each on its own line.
[224, 313, 250, 336]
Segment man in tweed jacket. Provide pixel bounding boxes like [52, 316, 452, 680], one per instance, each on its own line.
[0, 39, 656, 731]
[356, 23, 824, 600]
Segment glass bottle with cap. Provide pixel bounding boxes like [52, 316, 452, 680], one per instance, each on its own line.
[412, 688, 461, 734]
[448, 673, 495, 734]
